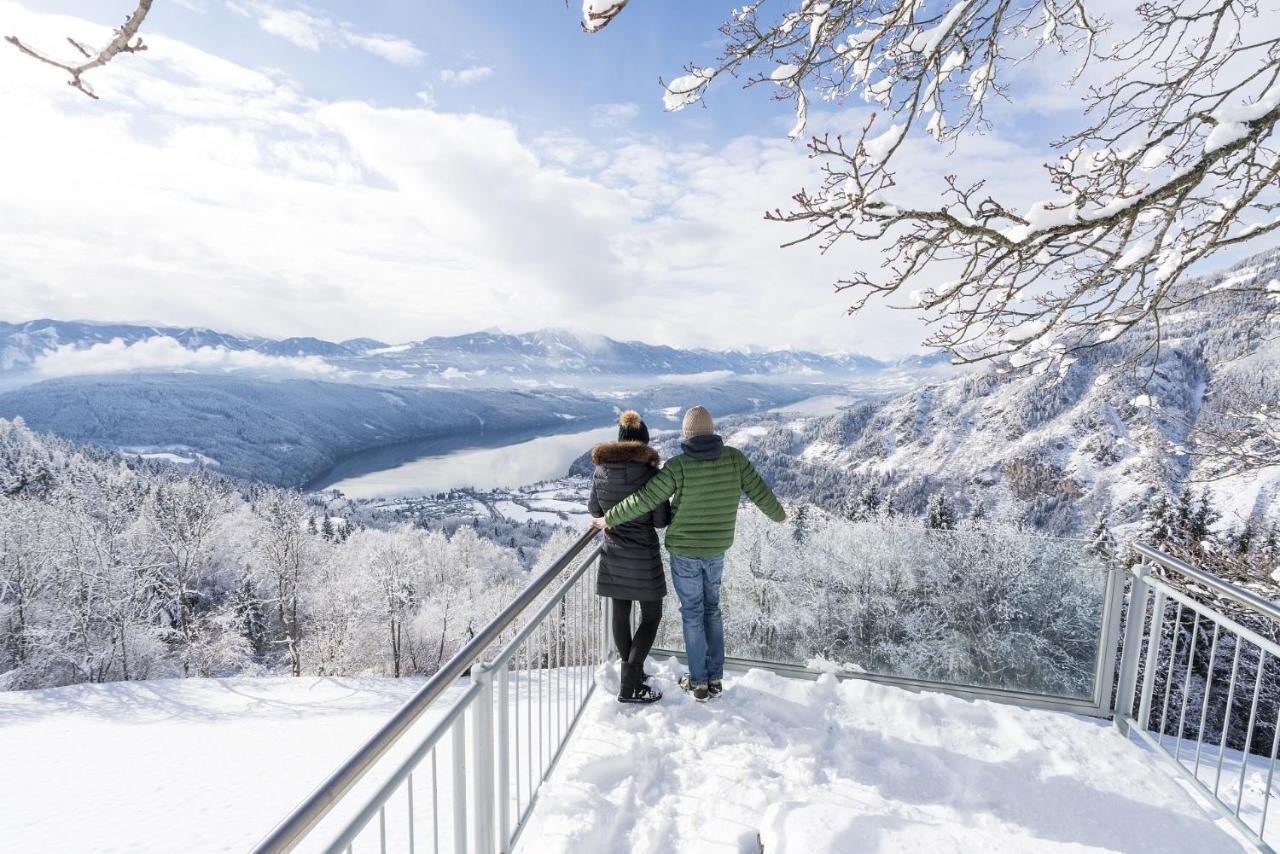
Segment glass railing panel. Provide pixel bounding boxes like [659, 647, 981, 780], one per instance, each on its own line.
[653, 518, 1110, 701]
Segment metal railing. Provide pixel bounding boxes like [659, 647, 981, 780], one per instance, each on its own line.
[1114, 543, 1280, 852]
[252, 530, 606, 854]
[254, 530, 1280, 854]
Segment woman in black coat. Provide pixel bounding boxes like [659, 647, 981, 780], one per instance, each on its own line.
[588, 410, 670, 704]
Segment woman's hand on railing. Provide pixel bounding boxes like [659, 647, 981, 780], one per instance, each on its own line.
[589, 517, 608, 532]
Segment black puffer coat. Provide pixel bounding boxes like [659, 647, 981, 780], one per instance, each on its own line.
[588, 441, 671, 601]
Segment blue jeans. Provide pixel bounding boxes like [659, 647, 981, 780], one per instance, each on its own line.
[670, 554, 725, 685]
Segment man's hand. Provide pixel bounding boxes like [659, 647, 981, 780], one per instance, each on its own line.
[590, 516, 608, 532]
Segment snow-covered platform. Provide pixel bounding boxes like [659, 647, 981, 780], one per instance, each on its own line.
[519, 659, 1247, 853]
[0, 667, 1251, 853]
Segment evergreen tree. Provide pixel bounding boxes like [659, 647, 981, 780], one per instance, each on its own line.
[1175, 488, 1195, 545]
[1189, 487, 1219, 547]
[793, 504, 811, 543]
[306, 515, 318, 536]
[320, 515, 336, 541]
[856, 482, 881, 520]
[969, 498, 987, 523]
[1140, 493, 1175, 547]
[1086, 511, 1118, 563]
[1236, 521, 1256, 556]
[925, 493, 956, 531]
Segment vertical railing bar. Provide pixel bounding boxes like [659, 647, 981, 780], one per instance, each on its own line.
[1174, 612, 1202, 765]
[1236, 649, 1267, 818]
[497, 655, 511, 851]
[472, 664, 494, 853]
[1260, 685, 1280, 839]
[1193, 623, 1221, 777]
[514, 644, 521, 832]
[407, 772, 415, 854]
[1158, 602, 1185, 744]
[1217, 638, 1245, 796]
[538, 619, 546, 783]
[451, 717, 466, 854]
[431, 746, 439, 854]
[526, 641, 533, 812]
[378, 805, 386, 854]
[1138, 587, 1168, 730]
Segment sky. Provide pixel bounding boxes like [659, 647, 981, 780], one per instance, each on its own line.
[0, 0, 1218, 357]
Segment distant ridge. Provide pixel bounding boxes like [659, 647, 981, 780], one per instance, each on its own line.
[0, 319, 945, 381]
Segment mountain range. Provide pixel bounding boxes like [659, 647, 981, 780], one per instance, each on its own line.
[0, 320, 945, 384]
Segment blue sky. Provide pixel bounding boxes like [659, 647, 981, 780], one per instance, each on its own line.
[4, 0, 1242, 358]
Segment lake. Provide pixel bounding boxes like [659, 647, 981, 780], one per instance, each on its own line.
[313, 393, 860, 500]
[311, 423, 617, 499]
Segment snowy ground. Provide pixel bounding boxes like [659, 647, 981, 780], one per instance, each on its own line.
[0, 677, 462, 853]
[0, 666, 1254, 853]
[519, 658, 1248, 853]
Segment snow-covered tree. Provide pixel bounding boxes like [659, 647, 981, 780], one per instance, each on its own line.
[925, 492, 956, 530]
[1086, 511, 1117, 563]
[589, 2, 1279, 375]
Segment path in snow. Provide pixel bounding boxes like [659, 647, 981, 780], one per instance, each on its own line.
[519, 658, 1246, 853]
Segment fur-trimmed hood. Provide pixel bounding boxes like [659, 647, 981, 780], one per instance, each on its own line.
[591, 441, 660, 467]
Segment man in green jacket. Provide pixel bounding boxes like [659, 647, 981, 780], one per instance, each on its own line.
[591, 405, 786, 701]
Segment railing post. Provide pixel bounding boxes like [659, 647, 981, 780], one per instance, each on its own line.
[471, 662, 496, 853]
[1137, 566, 1166, 733]
[495, 660, 511, 852]
[1114, 568, 1150, 733]
[1095, 566, 1127, 718]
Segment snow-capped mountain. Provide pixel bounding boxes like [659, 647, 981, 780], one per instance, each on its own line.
[0, 320, 925, 383]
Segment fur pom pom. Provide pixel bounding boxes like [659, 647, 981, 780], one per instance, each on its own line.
[619, 410, 642, 429]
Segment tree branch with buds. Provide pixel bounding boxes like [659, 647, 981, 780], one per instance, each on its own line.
[5, 0, 153, 99]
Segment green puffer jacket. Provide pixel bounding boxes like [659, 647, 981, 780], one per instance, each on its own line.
[603, 434, 786, 557]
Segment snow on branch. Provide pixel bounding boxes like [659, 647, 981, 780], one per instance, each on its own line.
[581, 0, 631, 33]
[589, 1, 1280, 373]
[5, 0, 153, 99]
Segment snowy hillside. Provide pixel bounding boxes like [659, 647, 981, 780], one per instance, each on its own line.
[725, 250, 1280, 538]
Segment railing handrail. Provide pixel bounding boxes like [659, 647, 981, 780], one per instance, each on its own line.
[1133, 541, 1280, 624]
[251, 529, 601, 854]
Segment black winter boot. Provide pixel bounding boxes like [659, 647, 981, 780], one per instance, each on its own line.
[618, 663, 638, 702]
[623, 682, 663, 704]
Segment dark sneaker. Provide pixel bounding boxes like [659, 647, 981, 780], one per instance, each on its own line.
[619, 683, 663, 704]
[708, 679, 723, 699]
[678, 674, 709, 702]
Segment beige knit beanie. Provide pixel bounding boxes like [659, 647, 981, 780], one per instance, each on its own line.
[682, 405, 714, 438]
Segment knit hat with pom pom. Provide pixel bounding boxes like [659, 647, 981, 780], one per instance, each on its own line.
[617, 410, 650, 444]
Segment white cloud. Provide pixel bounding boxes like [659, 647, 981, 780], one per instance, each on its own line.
[346, 33, 424, 67]
[32, 338, 341, 378]
[591, 102, 640, 128]
[243, 2, 424, 66]
[0, 2, 1056, 357]
[257, 8, 324, 50]
[439, 65, 494, 86]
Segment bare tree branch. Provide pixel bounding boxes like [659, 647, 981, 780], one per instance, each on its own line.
[5, 0, 153, 99]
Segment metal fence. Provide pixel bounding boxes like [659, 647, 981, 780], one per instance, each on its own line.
[251, 530, 607, 854]
[1114, 543, 1280, 852]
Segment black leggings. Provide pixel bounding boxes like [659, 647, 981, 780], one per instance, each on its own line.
[611, 598, 662, 667]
